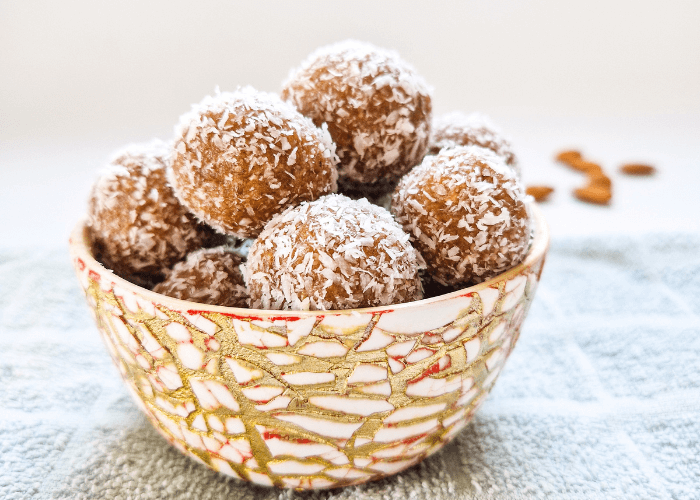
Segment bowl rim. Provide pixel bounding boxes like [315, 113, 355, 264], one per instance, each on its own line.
[69, 203, 549, 318]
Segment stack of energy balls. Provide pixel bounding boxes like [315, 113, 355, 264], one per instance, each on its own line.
[86, 40, 531, 311]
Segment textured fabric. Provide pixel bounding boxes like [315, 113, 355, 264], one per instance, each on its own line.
[1, 235, 699, 500]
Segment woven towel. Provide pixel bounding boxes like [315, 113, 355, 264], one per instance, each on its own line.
[1, 234, 699, 500]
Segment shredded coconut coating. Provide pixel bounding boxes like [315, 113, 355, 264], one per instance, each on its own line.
[153, 247, 248, 307]
[429, 112, 520, 177]
[282, 40, 433, 185]
[87, 140, 212, 287]
[245, 194, 424, 311]
[169, 87, 339, 239]
[391, 146, 531, 287]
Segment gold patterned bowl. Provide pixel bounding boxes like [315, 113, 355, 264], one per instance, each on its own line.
[69, 204, 548, 490]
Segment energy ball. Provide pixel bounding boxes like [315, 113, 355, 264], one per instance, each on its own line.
[392, 146, 531, 287]
[87, 140, 212, 287]
[153, 247, 248, 308]
[429, 112, 519, 176]
[246, 194, 424, 310]
[282, 40, 432, 186]
[169, 87, 339, 239]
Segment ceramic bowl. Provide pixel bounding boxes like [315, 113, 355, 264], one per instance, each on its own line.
[69, 204, 549, 490]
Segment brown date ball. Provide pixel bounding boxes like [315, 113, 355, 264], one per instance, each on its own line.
[282, 40, 432, 186]
[87, 140, 212, 287]
[429, 112, 519, 176]
[245, 194, 424, 311]
[153, 247, 248, 308]
[391, 146, 531, 287]
[169, 87, 339, 239]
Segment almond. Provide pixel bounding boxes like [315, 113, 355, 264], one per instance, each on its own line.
[556, 150, 582, 164]
[620, 163, 655, 176]
[526, 185, 554, 202]
[568, 159, 602, 174]
[556, 149, 613, 205]
[589, 172, 611, 189]
[574, 184, 612, 205]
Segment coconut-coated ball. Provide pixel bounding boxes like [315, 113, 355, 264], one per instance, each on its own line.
[392, 146, 531, 286]
[87, 140, 212, 287]
[246, 194, 424, 310]
[282, 40, 432, 186]
[429, 112, 519, 176]
[153, 247, 248, 308]
[169, 87, 339, 239]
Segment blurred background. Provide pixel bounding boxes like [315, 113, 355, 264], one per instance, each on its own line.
[2, 0, 700, 246]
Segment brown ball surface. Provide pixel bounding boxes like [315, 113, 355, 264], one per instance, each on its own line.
[245, 194, 424, 310]
[153, 247, 248, 307]
[169, 87, 339, 239]
[392, 146, 531, 286]
[282, 40, 432, 186]
[87, 140, 212, 287]
[429, 112, 519, 176]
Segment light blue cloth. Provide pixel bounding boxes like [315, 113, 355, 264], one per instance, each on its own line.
[1, 234, 699, 499]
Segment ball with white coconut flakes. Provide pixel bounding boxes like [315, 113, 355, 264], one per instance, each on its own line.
[282, 40, 432, 187]
[245, 194, 424, 310]
[87, 139, 214, 288]
[169, 87, 339, 239]
[154, 246, 248, 308]
[429, 111, 520, 177]
[391, 146, 531, 287]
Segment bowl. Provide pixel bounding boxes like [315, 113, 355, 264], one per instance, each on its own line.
[69, 204, 549, 490]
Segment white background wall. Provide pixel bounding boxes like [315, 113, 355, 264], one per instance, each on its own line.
[1, 0, 699, 245]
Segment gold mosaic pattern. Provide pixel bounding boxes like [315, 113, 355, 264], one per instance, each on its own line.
[73, 248, 544, 490]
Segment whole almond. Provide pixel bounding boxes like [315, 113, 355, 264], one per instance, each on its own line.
[589, 172, 612, 189]
[556, 150, 582, 165]
[526, 185, 554, 202]
[569, 159, 602, 174]
[574, 184, 612, 205]
[620, 163, 655, 176]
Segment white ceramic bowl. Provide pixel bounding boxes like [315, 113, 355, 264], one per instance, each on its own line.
[69, 204, 549, 490]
